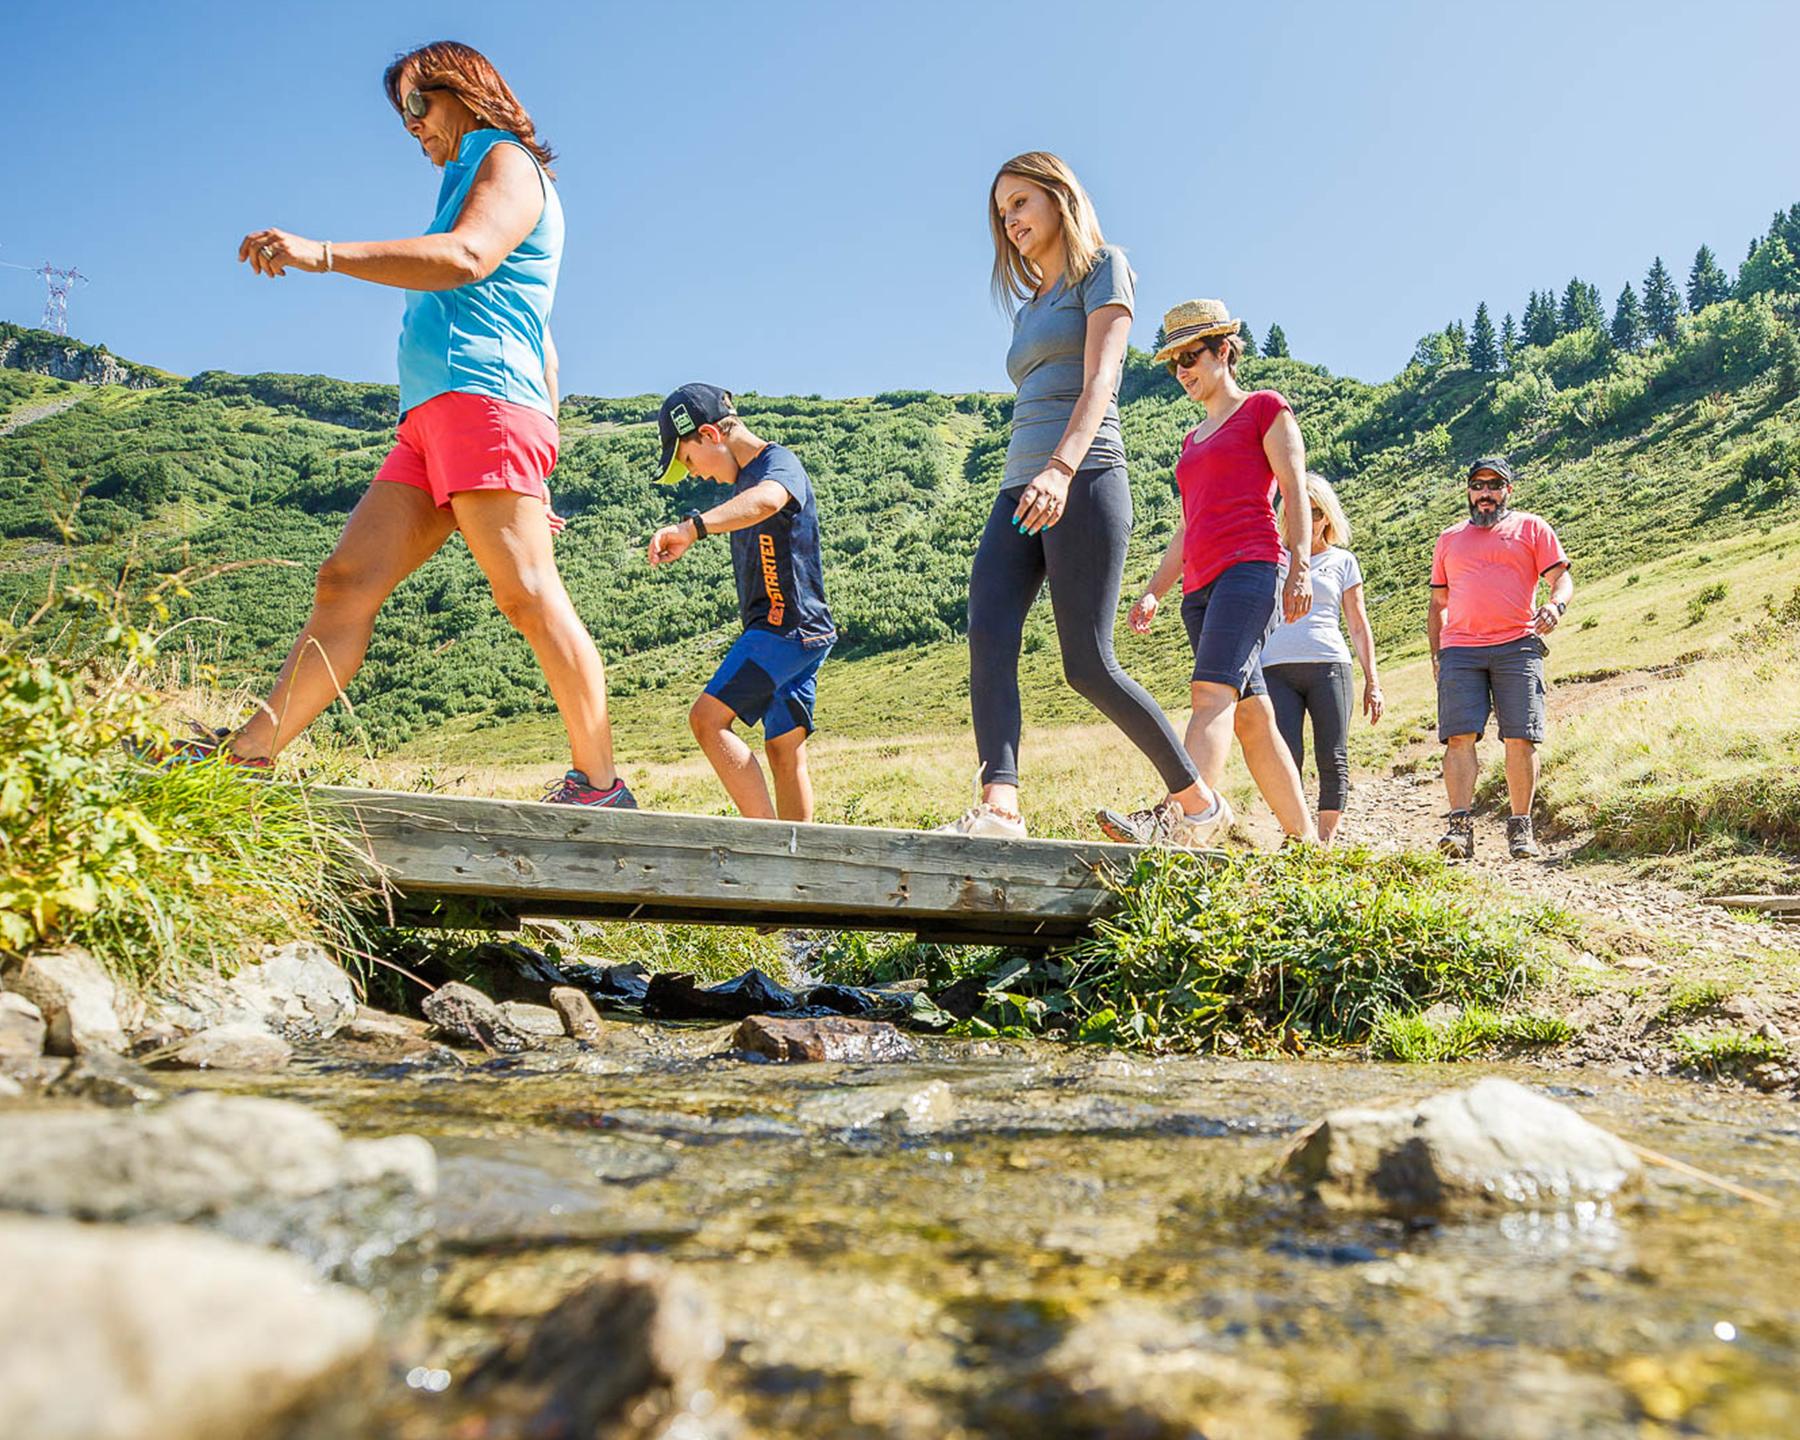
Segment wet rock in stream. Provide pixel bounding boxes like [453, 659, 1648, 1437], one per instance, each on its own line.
[0, 1216, 379, 1440]
[496, 1000, 566, 1041]
[1276, 1077, 1643, 1216]
[158, 1021, 293, 1072]
[0, 1092, 435, 1277]
[424, 981, 533, 1053]
[452, 1256, 724, 1439]
[735, 1014, 919, 1063]
[148, 939, 358, 1043]
[46, 1049, 164, 1107]
[549, 984, 605, 1042]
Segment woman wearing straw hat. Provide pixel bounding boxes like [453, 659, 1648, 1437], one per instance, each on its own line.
[1262, 474, 1384, 843]
[1107, 299, 1317, 845]
[939, 153, 1227, 846]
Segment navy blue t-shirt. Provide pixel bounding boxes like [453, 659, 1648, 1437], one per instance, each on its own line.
[730, 444, 835, 644]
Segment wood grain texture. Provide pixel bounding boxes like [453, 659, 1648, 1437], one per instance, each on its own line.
[318, 787, 1205, 943]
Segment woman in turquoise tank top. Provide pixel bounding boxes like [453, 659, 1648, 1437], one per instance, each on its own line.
[216, 41, 634, 807]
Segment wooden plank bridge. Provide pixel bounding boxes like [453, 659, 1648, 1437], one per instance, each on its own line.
[323, 787, 1171, 948]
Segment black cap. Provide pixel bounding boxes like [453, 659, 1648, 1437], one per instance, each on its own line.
[652, 383, 736, 485]
[1466, 456, 1516, 484]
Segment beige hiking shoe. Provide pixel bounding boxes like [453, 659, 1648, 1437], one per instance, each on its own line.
[935, 766, 1027, 839]
[1097, 794, 1232, 848]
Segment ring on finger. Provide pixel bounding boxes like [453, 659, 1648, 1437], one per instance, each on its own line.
[259, 244, 274, 259]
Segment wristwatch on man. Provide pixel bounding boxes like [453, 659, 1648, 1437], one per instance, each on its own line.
[685, 509, 709, 539]
[1553, 600, 1566, 615]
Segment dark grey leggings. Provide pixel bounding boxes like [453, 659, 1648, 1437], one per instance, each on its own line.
[967, 465, 1199, 793]
[1265, 660, 1354, 811]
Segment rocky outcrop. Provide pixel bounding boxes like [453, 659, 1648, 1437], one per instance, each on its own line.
[1, 947, 125, 1055]
[1275, 1077, 1643, 1216]
[0, 326, 162, 389]
[0, 1093, 435, 1277]
[0, 1216, 378, 1440]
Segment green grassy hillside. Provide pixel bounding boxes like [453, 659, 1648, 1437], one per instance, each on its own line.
[3, 211, 1796, 788]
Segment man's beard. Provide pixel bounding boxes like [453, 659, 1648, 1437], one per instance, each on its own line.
[1468, 501, 1510, 528]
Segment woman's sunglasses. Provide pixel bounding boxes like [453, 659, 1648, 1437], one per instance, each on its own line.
[402, 85, 447, 120]
[1164, 348, 1207, 376]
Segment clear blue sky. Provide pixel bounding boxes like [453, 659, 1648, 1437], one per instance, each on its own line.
[5, 0, 1797, 397]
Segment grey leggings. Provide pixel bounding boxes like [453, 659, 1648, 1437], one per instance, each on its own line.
[967, 465, 1199, 793]
[1264, 660, 1353, 811]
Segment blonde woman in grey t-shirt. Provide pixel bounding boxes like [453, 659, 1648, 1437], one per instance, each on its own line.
[938, 151, 1217, 846]
[1264, 474, 1384, 842]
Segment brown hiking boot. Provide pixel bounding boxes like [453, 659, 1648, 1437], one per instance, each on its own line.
[1438, 809, 1475, 860]
[1507, 814, 1542, 859]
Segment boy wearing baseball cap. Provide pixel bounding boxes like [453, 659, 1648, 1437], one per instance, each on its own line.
[646, 384, 836, 821]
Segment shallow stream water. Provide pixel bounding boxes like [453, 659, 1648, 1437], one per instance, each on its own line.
[211, 1034, 1800, 1438]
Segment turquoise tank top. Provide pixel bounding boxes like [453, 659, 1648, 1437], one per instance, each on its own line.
[396, 129, 563, 420]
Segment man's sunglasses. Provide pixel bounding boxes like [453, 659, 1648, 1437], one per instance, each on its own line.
[1467, 478, 1509, 492]
[1164, 348, 1207, 376]
[402, 85, 448, 120]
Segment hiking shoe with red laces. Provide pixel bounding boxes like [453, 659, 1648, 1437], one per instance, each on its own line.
[542, 770, 637, 808]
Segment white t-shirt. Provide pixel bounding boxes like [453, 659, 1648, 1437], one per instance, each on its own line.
[1263, 546, 1363, 667]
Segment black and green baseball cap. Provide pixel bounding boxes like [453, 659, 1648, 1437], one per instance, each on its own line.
[652, 383, 736, 485]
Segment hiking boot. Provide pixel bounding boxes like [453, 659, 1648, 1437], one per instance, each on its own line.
[543, 770, 637, 808]
[1097, 794, 1232, 849]
[1507, 814, 1542, 859]
[1438, 809, 1475, 860]
[133, 725, 273, 774]
[935, 803, 1027, 840]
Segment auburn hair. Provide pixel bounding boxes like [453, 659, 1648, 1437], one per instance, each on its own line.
[988, 151, 1107, 313]
[384, 41, 556, 176]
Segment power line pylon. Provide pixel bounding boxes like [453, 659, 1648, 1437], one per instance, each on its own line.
[34, 264, 89, 336]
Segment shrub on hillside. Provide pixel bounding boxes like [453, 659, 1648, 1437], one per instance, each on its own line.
[1490, 369, 1553, 433]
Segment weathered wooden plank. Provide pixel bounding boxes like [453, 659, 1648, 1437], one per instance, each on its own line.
[1708, 895, 1800, 915]
[319, 786, 1179, 941]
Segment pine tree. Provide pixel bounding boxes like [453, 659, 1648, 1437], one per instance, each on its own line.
[1500, 311, 1518, 367]
[1239, 324, 1258, 358]
[1469, 303, 1499, 372]
[1559, 277, 1603, 333]
[1642, 256, 1682, 343]
[1445, 319, 1468, 364]
[1686, 245, 1732, 312]
[1737, 234, 1800, 300]
[1264, 323, 1290, 358]
[1151, 323, 1166, 356]
[1610, 282, 1644, 352]
[1525, 289, 1559, 347]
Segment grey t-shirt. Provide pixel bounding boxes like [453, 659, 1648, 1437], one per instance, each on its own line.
[1002, 243, 1134, 489]
[1263, 547, 1364, 666]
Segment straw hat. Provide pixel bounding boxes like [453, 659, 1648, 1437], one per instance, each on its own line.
[1152, 298, 1241, 364]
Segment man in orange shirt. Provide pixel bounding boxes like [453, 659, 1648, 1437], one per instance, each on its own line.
[1428, 457, 1574, 859]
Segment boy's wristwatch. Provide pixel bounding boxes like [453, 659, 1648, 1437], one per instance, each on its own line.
[685, 509, 708, 539]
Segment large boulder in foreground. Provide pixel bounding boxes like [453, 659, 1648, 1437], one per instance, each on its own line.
[0, 1216, 378, 1440]
[0, 1092, 434, 1276]
[1275, 1077, 1642, 1216]
[151, 939, 358, 1042]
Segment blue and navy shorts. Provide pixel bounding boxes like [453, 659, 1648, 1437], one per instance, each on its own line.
[1181, 560, 1279, 699]
[704, 629, 833, 740]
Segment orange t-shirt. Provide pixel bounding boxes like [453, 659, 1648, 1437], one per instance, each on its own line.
[1430, 511, 1569, 649]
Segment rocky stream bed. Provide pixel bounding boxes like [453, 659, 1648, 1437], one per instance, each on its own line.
[2, 941, 1798, 1439]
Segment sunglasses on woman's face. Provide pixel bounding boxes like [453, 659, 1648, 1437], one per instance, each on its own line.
[402, 85, 446, 120]
[1165, 349, 1206, 376]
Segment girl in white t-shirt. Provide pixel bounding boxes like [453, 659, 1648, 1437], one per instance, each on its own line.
[1266, 475, 1384, 842]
